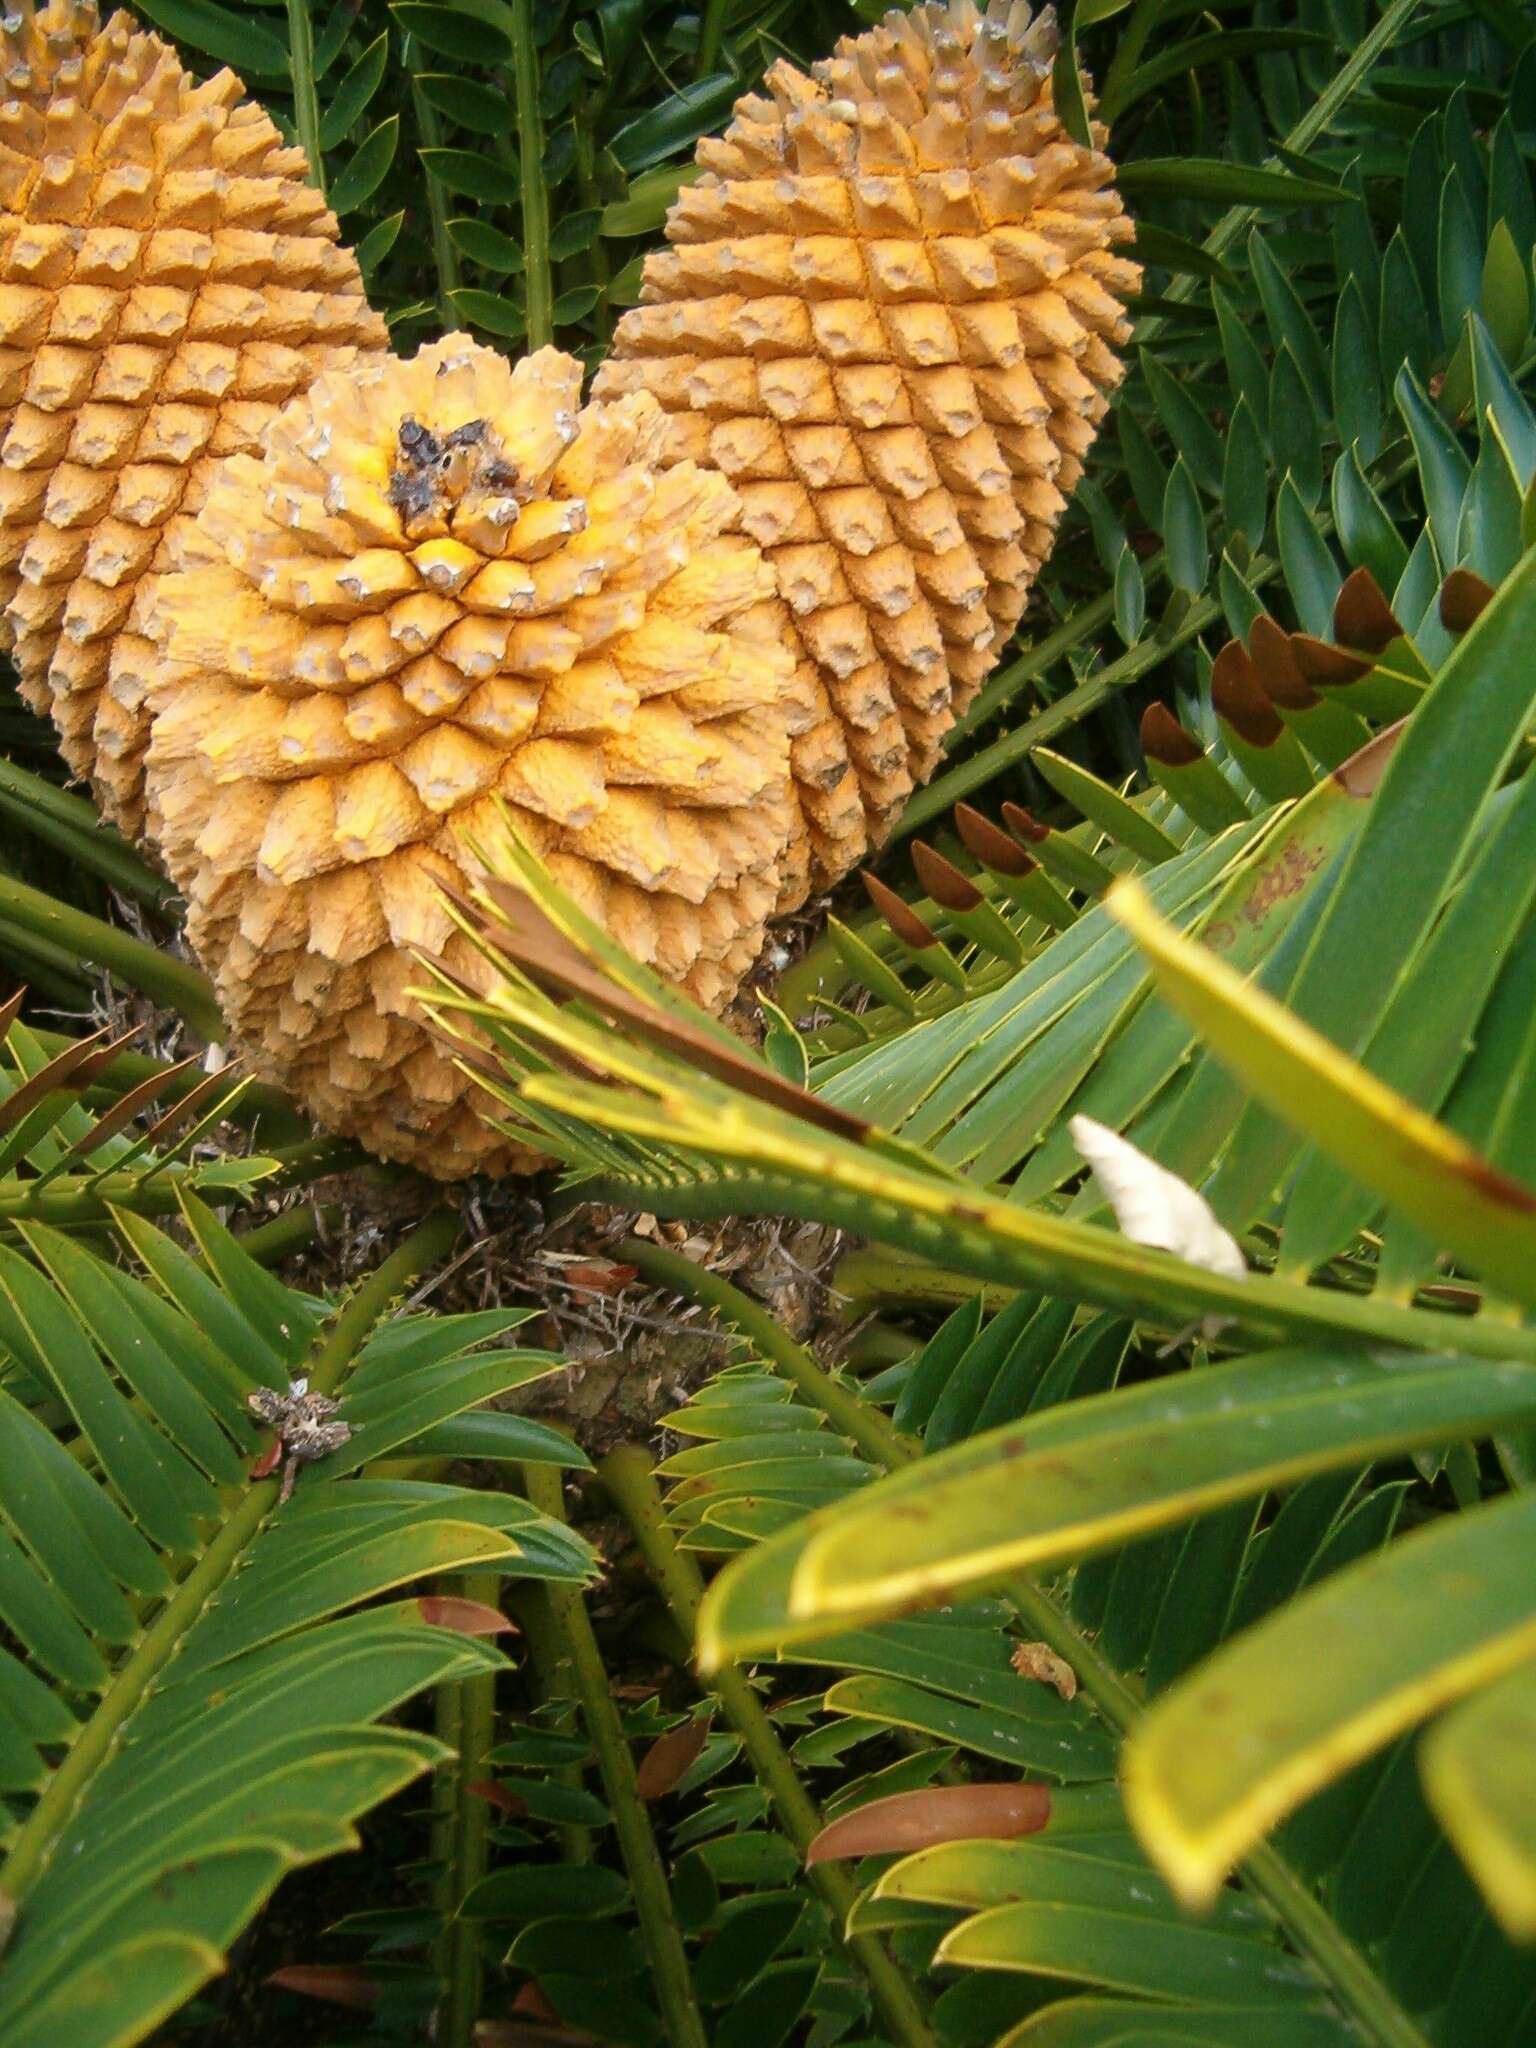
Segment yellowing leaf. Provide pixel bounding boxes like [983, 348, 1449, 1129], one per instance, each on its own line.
[1107, 876, 1536, 1305]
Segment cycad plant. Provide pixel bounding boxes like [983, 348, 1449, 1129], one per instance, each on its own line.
[6, 1, 1536, 2046]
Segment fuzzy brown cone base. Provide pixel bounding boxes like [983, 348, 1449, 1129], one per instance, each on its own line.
[144, 336, 800, 1176]
[596, 0, 1137, 888]
[0, 0, 386, 834]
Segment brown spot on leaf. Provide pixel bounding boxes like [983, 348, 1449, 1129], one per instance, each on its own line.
[1461, 1152, 1536, 1213]
[467, 1778, 529, 1817]
[511, 1981, 562, 2023]
[249, 1436, 283, 1481]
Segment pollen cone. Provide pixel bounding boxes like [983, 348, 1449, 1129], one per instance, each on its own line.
[595, 0, 1138, 886]
[0, 0, 386, 834]
[142, 335, 799, 1176]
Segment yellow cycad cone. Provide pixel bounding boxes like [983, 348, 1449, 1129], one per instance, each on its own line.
[143, 334, 799, 1175]
[595, 0, 1138, 883]
[0, 0, 386, 833]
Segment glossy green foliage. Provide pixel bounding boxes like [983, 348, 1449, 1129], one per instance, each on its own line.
[0, 1201, 592, 2048]
[0, 1011, 282, 1222]
[660, 1292, 1536, 2047]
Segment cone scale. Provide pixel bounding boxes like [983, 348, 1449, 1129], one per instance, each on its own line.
[596, 0, 1138, 884]
[0, 0, 386, 833]
[0, 0, 1137, 1178]
[143, 336, 800, 1174]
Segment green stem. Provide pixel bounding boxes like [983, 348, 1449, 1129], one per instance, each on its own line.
[693, 0, 728, 79]
[431, 1677, 463, 1987]
[0, 921, 89, 1006]
[263, 1136, 372, 1190]
[0, 761, 177, 912]
[620, 1237, 909, 1466]
[621, 1260, 1432, 2048]
[834, 1248, 1021, 1318]
[573, 83, 612, 346]
[509, 0, 553, 347]
[306, 1208, 461, 1397]
[237, 1202, 338, 1266]
[506, 1582, 594, 1863]
[0, 1477, 277, 1925]
[522, 1465, 710, 2048]
[580, 1168, 1536, 1367]
[599, 1448, 938, 2048]
[286, 0, 327, 195]
[1097, 0, 1163, 127]
[437, 1570, 499, 2048]
[0, 874, 221, 1041]
[407, 52, 462, 321]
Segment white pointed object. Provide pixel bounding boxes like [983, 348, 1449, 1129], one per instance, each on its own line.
[1070, 1115, 1248, 1283]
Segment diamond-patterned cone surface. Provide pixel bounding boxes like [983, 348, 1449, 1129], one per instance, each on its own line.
[143, 335, 799, 1175]
[595, 0, 1138, 885]
[0, 0, 386, 834]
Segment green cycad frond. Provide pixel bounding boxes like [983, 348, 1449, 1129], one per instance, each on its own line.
[425, 558, 1536, 1964]
[0, 1008, 285, 1224]
[628, 1252, 1536, 2047]
[0, 1196, 591, 2048]
[911, 59, 1534, 816]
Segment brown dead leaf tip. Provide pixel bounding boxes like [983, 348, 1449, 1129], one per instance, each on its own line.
[560, 1258, 641, 1295]
[911, 840, 984, 913]
[1332, 565, 1402, 654]
[862, 868, 939, 948]
[1439, 567, 1496, 634]
[1288, 633, 1372, 688]
[1462, 1149, 1536, 1214]
[1210, 640, 1283, 746]
[955, 802, 1036, 877]
[1000, 800, 1051, 845]
[1139, 701, 1204, 767]
[1247, 614, 1318, 710]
